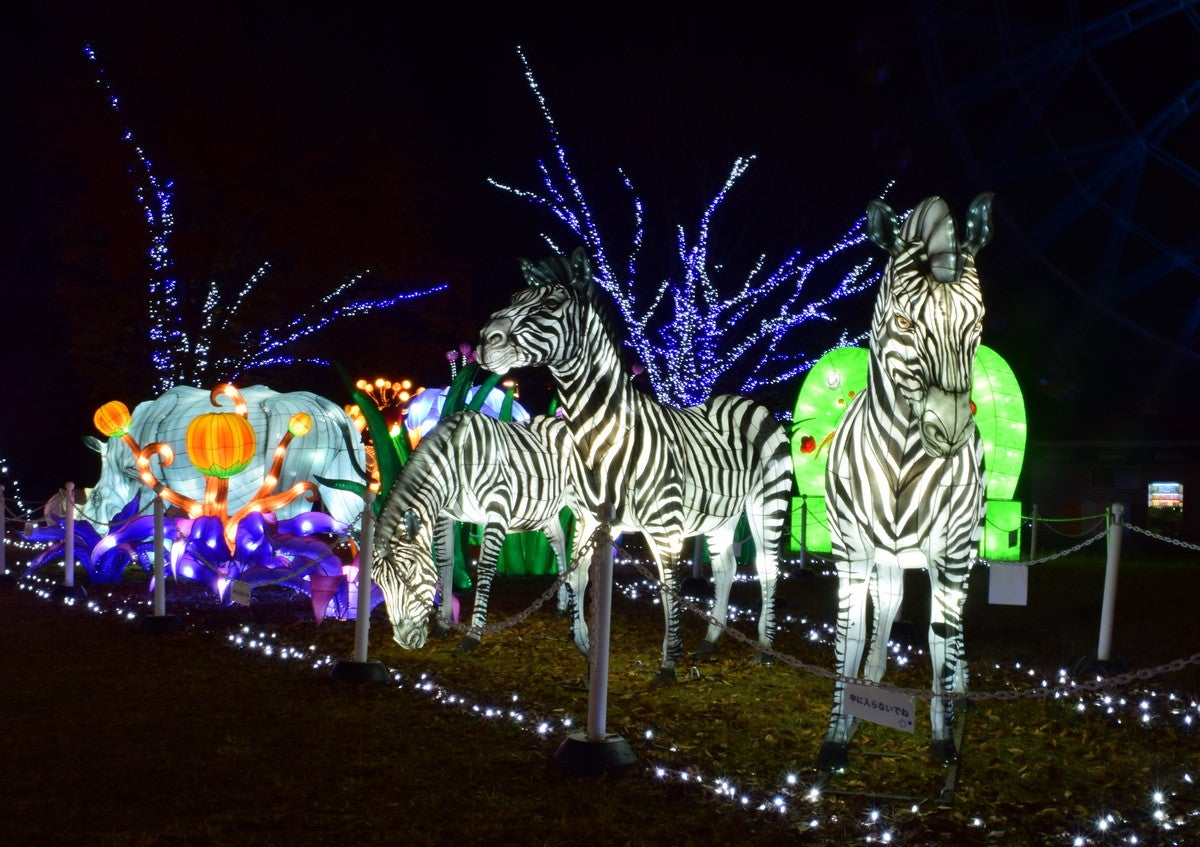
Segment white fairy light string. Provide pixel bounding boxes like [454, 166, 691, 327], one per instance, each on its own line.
[9, 525, 1200, 847]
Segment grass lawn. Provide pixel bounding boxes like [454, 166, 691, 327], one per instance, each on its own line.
[3, 529, 1199, 845]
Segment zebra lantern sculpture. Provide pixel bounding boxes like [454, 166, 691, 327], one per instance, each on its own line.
[478, 249, 792, 685]
[373, 410, 577, 652]
[816, 193, 992, 773]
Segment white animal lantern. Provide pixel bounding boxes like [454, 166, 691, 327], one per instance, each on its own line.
[82, 385, 368, 533]
[477, 249, 792, 684]
[817, 194, 992, 773]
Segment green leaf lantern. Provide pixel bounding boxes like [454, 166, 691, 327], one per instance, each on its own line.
[788, 346, 868, 554]
[788, 344, 1026, 558]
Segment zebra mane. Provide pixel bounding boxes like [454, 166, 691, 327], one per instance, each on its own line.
[518, 248, 626, 357]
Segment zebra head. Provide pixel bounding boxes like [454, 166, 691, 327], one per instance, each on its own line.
[478, 248, 593, 374]
[867, 193, 993, 458]
[373, 506, 437, 649]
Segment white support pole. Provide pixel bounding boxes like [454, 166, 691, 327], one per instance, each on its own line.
[329, 491, 387, 683]
[0, 484, 6, 577]
[1097, 502, 1124, 662]
[587, 505, 614, 742]
[353, 491, 376, 664]
[152, 494, 166, 616]
[1029, 503, 1038, 562]
[63, 482, 75, 588]
[553, 502, 634, 774]
[799, 494, 808, 569]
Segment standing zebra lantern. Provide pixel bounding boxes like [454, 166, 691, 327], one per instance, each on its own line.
[816, 193, 993, 774]
[478, 249, 791, 685]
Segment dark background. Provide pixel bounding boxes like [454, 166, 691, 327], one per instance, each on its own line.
[3, 1, 1197, 506]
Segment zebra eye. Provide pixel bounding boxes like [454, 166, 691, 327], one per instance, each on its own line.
[893, 315, 913, 331]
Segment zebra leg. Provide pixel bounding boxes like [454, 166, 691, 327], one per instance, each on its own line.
[861, 562, 905, 683]
[458, 522, 506, 653]
[926, 556, 971, 765]
[544, 515, 571, 619]
[817, 560, 874, 772]
[645, 531, 685, 686]
[695, 529, 736, 656]
[748, 511, 782, 663]
[565, 511, 596, 657]
[432, 517, 456, 638]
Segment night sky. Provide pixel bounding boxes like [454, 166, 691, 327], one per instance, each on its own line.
[3, 2, 1197, 505]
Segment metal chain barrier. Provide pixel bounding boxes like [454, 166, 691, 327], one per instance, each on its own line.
[1126, 522, 1200, 554]
[394, 523, 604, 637]
[620, 536, 1200, 704]
[978, 529, 1107, 568]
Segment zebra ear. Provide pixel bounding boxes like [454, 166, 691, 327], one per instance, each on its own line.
[518, 257, 541, 287]
[402, 507, 422, 541]
[866, 200, 903, 256]
[962, 192, 995, 256]
[568, 248, 593, 290]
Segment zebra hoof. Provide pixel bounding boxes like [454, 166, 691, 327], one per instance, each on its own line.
[753, 649, 774, 666]
[432, 621, 451, 639]
[455, 635, 482, 653]
[691, 640, 718, 658]
[928, 739, 958, 766]
[651, 667, 677, 687]
[815, 741, 849, 773]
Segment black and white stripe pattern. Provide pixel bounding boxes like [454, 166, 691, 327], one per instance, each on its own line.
[374, 410, 576, 652]
[478, 249, 792, 683]
[817, 194, 993, 772]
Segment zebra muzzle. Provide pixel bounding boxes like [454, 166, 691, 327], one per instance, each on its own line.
[392, 618, 428, 650]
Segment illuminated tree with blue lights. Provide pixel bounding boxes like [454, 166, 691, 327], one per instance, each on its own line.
[84, 45, 447, 395]
[490, 49, 880, 408]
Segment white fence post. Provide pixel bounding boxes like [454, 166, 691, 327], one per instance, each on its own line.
[51, 482, 86, 600]
[0, 484, 6, 578]
[1096, 502, 1124, 663]
[153, 494, 166, 616]
[63, 482, 75, 589]
[553, 504, 635, 775]
[136, 492, 184, 634]
[1029, 503, 1038, 562]
[800, 494, 809, 569]
[353, 491, 375, 663]
[0, 484, 13, 588]
[330, 492, 388, 684]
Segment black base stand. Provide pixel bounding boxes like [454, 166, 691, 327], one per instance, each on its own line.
[553, 731, 637, 776]
[136, 614, 185, 635]
[1071, 655, 1130, 677]
[329, 659, 389, 684]
[51, 584, 87, 601]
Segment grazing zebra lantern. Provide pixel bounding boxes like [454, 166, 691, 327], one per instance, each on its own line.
[816, 193, 993, 773]
[374, 410, 577, 652]
[478, 249, 792, 684]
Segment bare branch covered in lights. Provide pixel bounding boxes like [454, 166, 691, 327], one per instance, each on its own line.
[83, 44, 446, 395]
[489, 48, 880, 407]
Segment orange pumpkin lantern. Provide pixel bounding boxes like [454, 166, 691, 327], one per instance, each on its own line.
[186, 413, 256, 478]
[94, 400, 133, 438]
